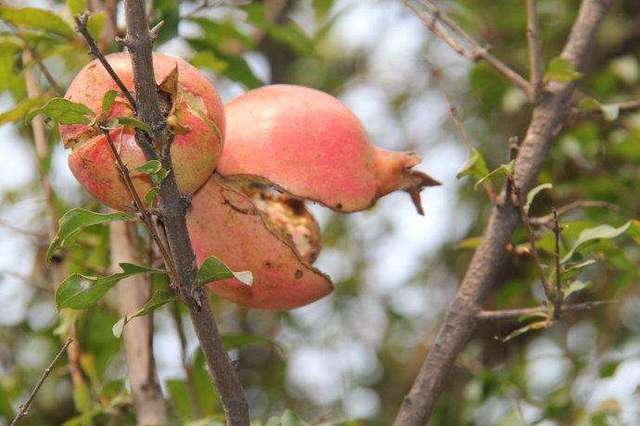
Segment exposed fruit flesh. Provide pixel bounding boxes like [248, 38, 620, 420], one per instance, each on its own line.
[61, 52, 225, 211]
[187, 175, 332, 310]
[217, 84, 440, 214]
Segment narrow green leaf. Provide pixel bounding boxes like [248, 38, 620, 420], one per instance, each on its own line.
[525, 183, 552, 213]
[562, 221, 631, 263]
[0, 6, 75, 38]
[280, 410, 309, 426]
[26, 97, 94, 125]
[87, 11, 106, 40]
[197, 256, 253, 286]
[500, 320, 550, 342]
[474, 160, 514, 190]
[113, 290, 177, 337]
[67, 0, 87, 16]
[578, 97, 620, 121]
[101, 90, 118, 115]
[562, 280, 591, 298]
[144, 187, 160, 206]
[135, 160, 162, 175]
[56, 263, 166, 309]
[456, 147, 489, 180]
[47, 208, 133, 262]
[0, 96, 49, 126]
[111, 116, 151, 132]
[545, 57, 582, 83]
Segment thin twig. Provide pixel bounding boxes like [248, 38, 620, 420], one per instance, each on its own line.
[526, 0, 543, 102]
[9, 338, 72, 426]
[529, 200, 620, 226]
[99, 127, 177, 281]
[477, 300, 614, 321]
[394, 1, 613, 424]
[552, 208, 563, 319]
[405, 0, 531, 94]
[513, 184, 555, 302]
[74, 13, 137, 110]
[24, 51, 87, 398]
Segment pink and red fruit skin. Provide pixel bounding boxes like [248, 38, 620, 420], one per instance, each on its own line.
[187, 176, 333, 310]
[216, 84, 440, 214]
[60, 52, 225, 212]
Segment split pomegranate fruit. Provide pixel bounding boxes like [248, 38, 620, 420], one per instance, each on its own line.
[60, 52, 225, 211]
[63, 55, 439, 309]
[187, 85, 440, 309]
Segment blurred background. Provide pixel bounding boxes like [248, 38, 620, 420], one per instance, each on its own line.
[1, 0, 640, 424]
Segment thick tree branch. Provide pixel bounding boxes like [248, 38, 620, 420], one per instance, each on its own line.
[110, 221, 167, 425]
[394, 1, 612, 424]
[120, 1, 250, 424]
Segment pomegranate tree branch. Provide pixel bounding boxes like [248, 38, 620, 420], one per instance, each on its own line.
[9, 338, 72, 426]
[526, 0, 543, 101]
[393, 1, 612, 425]
[405, 0, 531, 95]
[120, 1, 250, 424]
[110, 221, 167, 425]
[476, 300, 614, 321]
[529, 199, 619, 226]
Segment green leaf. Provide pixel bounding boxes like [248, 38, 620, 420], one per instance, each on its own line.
[280, 410, 309, 426]
[456, 147, 489, 180]
[56, 263, 166, 309]
[454, 236, 483, 250]
[562, 279, 591, 298]
[189, 47, 263, 89]
[47, 208, 133, 262]
[87, 11, 106, 40]
[135, 160, 162, 175]
[561, 221, 631, 263]
[474, 160, 514, 190]
[110, 116, 151, 132]
[500, 319, 550, 342]
[221, 334, 283, 353]
[113, 290, 177, 337]
[144, 187, 160, 206]
[26, 97, 94, 125]
[0, 96, 49, 125]
[0, 6, 75, 38]
[197, 256, 253, 286]
[545, 57, 582, 83]
[578, 97, 620, 121]
[67, 0, 87, 16]
[313, 0, 334, 18]
[101, 90, 118, 115]
[243, 4, 315, 56]
[525, 183, 552, 214]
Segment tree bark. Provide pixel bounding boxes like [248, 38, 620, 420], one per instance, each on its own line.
[393, 1, 613, 424]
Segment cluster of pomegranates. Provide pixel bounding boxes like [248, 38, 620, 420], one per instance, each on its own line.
[60, 53, 439, 310]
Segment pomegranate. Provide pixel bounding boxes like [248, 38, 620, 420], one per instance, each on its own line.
[60, 52, 225, 211]
[216, 84, 440, 214]
[187, 175, 332, 310]
[187, 85, 439, 309]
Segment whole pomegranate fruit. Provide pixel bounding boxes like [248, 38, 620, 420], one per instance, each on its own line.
[216, 84, 440, 214]
[60, 52, 225, 211]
